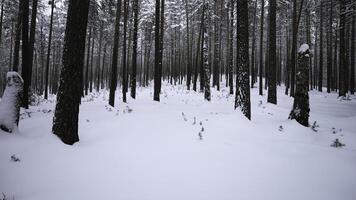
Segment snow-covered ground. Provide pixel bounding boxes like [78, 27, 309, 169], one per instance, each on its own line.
[1, 83, 356, 200]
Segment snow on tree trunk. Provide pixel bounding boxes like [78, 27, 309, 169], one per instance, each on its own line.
[202, 1, 210, 101]
[289, 44, 310, 127]
[0, 72, 24, 133]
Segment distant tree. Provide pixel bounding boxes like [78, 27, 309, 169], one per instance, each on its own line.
[259, 0, 265, 96]
[52, 0, 90, 145]
[109, 0, 122, 107]
[44, 0, 55, 100]
[318, 0, 323, 92]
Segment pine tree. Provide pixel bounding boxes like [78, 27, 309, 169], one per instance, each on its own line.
[290, 44, 310, 127]
[202, 0, 210, 101]
[44, 0, 55, 100]
[267, 0, 276, 104]
[52, 0, 90, 145]
[235, 0, 251, 120]
[259, 0, 265, 96]
[109, 0, 122, 107]
[130, 0, 139, 99]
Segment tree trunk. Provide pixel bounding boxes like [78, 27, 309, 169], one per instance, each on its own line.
[267, 0, 277, 104]
[44, 1, 55, 99]
[338, 0, 346, 97]
[235, 0, 251, 120]
[318, 0, 323, 92]
[259, 0, 265, 96]
[228, 0, 234, 95]
[52, 0, 90, 145]
[20, 0, 30, 108]
[130, 0, 139, 99]
[122, 0, 128, 103]
[202, 0, 210, 101]
[12, 0, 22, 72]
[290, 44, 310, 127]
[109, 0, 122, 107]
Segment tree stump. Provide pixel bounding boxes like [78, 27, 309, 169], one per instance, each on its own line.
[289, 44, 310, 127]
[0, 72, 24, 133]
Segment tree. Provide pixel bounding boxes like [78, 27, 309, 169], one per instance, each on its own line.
[259, 0, 265, 96]
[52, 0, 90, 145]
[44, 0, 55, 100]
[338, 0, 346, 97]
[318, 0, 323, 92]
[130, 0, 139, 99]
[122, 0, 128, 103]
[184, 0, 191, 90]
[20, 0, 30, 108]
[351, 6, 355, 95]
[109, 0, 122, 107]
[326, 0, 332, 93]
[228, 0, 234, 95]
[154, 0, 161, 101]
[267, 0, 276, 104]
[202, 0, 210, 101]
[12, 0, 22, 72]
[22, 0, 38, 108]
[290, 44, 310, 127]
[235, 0, 251, 120]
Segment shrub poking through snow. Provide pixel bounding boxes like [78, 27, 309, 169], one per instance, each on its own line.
[10, 154, 20, 162]
[330, 138, 345, 148]
[289, 44, 310, 127]
[0, 72, 24, 133]
[311, 121, 319, 132]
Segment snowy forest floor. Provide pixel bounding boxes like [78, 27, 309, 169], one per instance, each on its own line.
[1, 83, 356, 200]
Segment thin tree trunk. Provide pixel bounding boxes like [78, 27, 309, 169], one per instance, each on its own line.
[109, 0, 122, 107]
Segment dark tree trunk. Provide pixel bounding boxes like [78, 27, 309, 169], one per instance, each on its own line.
[44, 1, 55, 99]
[338, 0, 346, 97]
[96, 23, 103, 92]
[109, 0, 122, 107]
[318, 1, 323, 92]
[202, 0, 210, 101]
[122, 0, 128, 103]
[20, 0, 30, 109]
[154, 0, 161, 101]
[351, 8, 355, 95]
[85, 27, 92, 96]
[52, 0, 90, 145]
[259, 0, 265, 96]
[22, 0, 38, 108]
[235, 0, 251, 120]
[130, 0, 139, 99]
[267, 0, 277, 104]
[290, 44, 310, 127]
[12, 1, 23, 72]
[228, 0, 234, 95]
[89, 30, 95, 93]
[251, 0, 257, 89]
[185, 0, 191, 90]
[326, 0, 333, 93]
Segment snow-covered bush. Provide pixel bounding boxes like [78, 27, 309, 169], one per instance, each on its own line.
[0, 72, 23, 133]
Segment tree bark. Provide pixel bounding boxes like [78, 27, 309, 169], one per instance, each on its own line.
[109, 0, 122, 107]
[235, 0, 251, 120]
[52, 0, 90, 145]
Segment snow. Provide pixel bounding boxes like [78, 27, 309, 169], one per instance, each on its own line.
[0, 72, 23, 132]
[1, 82, 356, 200]
[298, 44, 309, 53]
